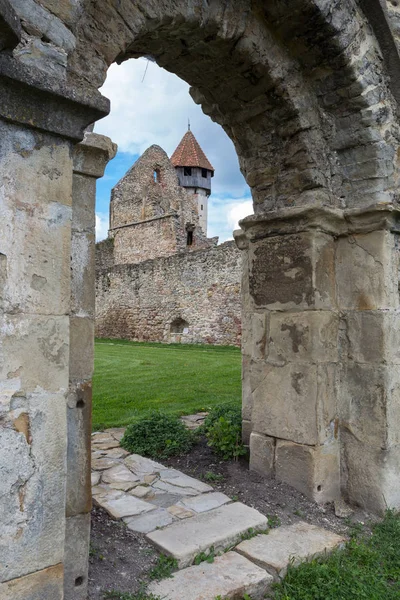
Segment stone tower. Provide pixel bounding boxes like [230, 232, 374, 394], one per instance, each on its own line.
[170, 127, 214, 235]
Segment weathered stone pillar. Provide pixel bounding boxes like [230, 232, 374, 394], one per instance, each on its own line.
[0, 54, 108, 597]
[236, 205, 400, 514]
[64, 133, 116, 600]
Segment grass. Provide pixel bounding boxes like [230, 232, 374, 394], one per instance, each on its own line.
[272, 510, 400, 600]
[148, 555, 178, 580]
[93, 339, 241, 430]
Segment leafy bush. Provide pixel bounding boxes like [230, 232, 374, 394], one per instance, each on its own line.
[203, 402, 246, 460]
[121, 410, 193, 459]
[202, 402, 241, 432]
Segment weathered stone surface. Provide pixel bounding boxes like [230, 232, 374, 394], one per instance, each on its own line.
[251, 362, 337, 446]
[12, 0, 76, 51]
[91, 440, 121, 450]
[336, 231, 398, 311]
[249, 432, 275, 477]
[268, 311, 339, 363]
[147, 551, 273, 600]
[103, 447, 129, 459]
[69, 316, 94, 383]
[0, 564, 63, 600]
[275, 439, 340, 503]
[343, 311, 400, 365]
[124, 508, 174, 533]
[99, 495, 156, 520]
[147, 502, 268, 568]
[0, 0, 21, 51]
[179, 492, 231, 513]
[64, 513, 90, 600]
[148, 492, 183, 508]
[0, 392, 67, 581]
[91, 472, 101, 486]
[92, 457, 120, 471]
[167, 504, 195, 519]
[129, 485, 152, 498]
[101, 464, 140, 484]
[92, 433, 117, 445]
[341, 431, 400, 514]
[248, 232, 336, 310]
[158, 469, 213, 493]
[124, 454, 165, 475]
[66, 382, 92, 517]
[236, 522, 345, 577]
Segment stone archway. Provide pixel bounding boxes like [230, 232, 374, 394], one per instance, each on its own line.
[2, 1, 400, 598]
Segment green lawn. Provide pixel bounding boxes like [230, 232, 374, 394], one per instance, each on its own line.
[273, 511, 400, 600]
[92, 339, 241, 431]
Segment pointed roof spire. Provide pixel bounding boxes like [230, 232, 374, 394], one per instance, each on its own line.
[170, 129, 214, 173]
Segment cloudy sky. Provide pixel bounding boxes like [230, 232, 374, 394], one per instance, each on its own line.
[94, 58, 253, 242]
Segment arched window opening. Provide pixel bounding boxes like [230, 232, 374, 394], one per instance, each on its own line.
[187, 230, 193, 245]
[153, 168, 160, 183]
[170, 318, 189, 334]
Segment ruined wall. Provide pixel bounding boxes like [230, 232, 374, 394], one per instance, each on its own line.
[96, 241, 242, 346]
[110, 145, 213, 265]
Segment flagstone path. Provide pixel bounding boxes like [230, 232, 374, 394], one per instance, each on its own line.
[92, 426, 345, 599]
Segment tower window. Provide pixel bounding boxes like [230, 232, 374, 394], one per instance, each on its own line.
[153, 169, 160, 183]
[184, 166, 192, 176]
[201, 204, 203, 210]
[202, 168, 207, 178]
[187, 230, 193, 246]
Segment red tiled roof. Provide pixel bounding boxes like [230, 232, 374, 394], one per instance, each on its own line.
[170, 130, 214, 172]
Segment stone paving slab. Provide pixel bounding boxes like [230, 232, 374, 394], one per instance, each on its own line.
[236, 521, 346, 578]
[147, 551, 273, 600]
[124, 508, 175, 533]
[100, 494, 156, 520]
[178, 492, 231, 513]
[102, 464, 140, 485]
[147, 502, 269, 568]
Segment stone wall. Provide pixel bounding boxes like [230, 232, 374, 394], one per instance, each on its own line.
[96, 241, 242, 346]
[110, 145, 213, 265]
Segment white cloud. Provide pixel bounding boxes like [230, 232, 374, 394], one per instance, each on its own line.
[95, 59, 250, 199]
[208, 197, 253, 243]
[227, 200, 254, 231]
[96, 213, 109, 241]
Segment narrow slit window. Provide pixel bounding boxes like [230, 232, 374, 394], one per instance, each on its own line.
[187, 230, 193, 245]
[202, 168, 207, 178]
[201, 204, 203, 210]
[153, 169, 160, 183]
[184, 166, 192, 176]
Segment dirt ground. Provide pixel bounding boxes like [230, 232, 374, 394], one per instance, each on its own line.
[89, 438, 373, 599]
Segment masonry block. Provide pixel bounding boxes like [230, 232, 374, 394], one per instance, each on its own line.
[0, 392, 67, 581]
[251, 362, 337, 445]
[249, 231, 336, 310]
[268, 310, 339, 363]
[341, 430, 400, 514]
[343, 310, 400, 364]
[69, 317, 94, 383]
[71, 232, 96, 318]
[64, 513, 91, 600]
[66, 382, 92, 517]
[249, 432, 275, 476]
[339, 362, 400, 449]
[0, 314, 69, 394]
[275, 439, 340, 503]
[336, 230, 399, 310]
[0, 564, 63, 600]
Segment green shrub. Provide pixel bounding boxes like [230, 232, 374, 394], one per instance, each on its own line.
[121, 410, 193, 459]
[203, 403, 246, 460]
[202, 402, 241, 432]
